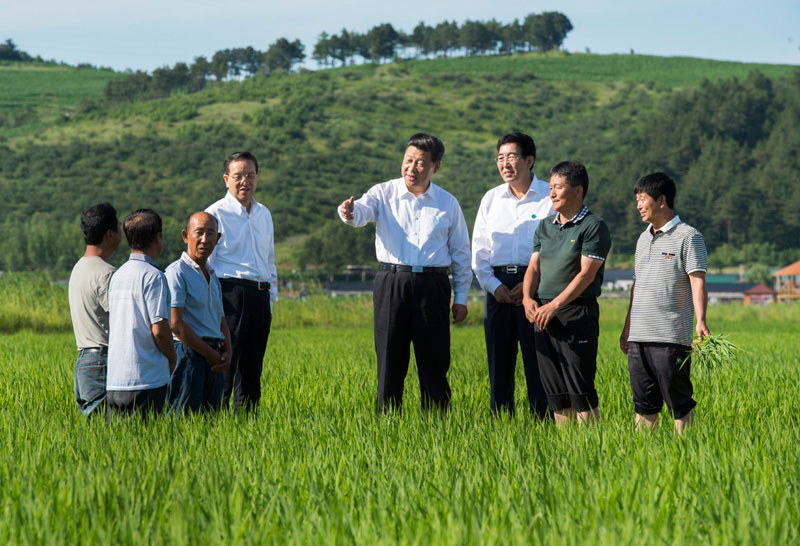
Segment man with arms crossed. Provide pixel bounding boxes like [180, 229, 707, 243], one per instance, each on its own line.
[68, 203, 122, 417]
[522, 161, 611, 426]
[472, 133, 553, 418]
[166, 212, 232, 413]
[206, 151, 277, 413]
[338, 133, 471, 413]
[620, 172, 709, 435]
[107, 209, 176, 420]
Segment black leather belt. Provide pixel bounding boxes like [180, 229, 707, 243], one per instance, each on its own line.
[78, 347, 108, 355]
[493, 265, 527, 274]
[220, 278, 271, 291]
[379, 263, 448, 274]
[202, 338, 225, 353]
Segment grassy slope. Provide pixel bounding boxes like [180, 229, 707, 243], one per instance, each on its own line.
[0, 54, 797, 272]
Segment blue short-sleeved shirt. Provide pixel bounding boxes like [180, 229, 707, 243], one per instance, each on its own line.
[107, 254, 171, 391]
[165, 252, 224, 341]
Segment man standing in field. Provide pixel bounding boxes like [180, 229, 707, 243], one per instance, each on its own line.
[619, 172, 709, 435]
[206, 151, 277, 413]
[106, 209, 176, 420]
[338, 133, 471, 413]
[472, 133, 552, 418]
[68, 203, 123, 417]
[165, 212, 232, 413]
[522, 161, 611, 426]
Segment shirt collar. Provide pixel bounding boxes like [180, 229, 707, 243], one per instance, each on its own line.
[397, 178, 436, 200]
[129, 253, 162, 270]
[502, 173, 548, 201]
[651, 214, 682, 235]
[223, 190, 258, 214]
[553, 205, 590, 225]
[179, 251, 214, 276]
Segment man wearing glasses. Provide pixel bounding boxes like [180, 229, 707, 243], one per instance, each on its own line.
[205, 151, 277, 413]
[471, 133, 553, 419]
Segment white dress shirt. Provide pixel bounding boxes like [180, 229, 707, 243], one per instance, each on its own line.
[206, 191, 278, 305]
[339, 177, 472, 305]
[472, 174, 554, 295]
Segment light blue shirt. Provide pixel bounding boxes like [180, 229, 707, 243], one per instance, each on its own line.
[165, 252, 224, 341]
[107, 254, 171, 391]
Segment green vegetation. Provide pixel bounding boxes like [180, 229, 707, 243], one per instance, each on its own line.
[0, 53, 798, 275]
[1, 285, 799, 543]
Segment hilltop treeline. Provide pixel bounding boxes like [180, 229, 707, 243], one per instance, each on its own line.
[1, 59, 799, 275]
[100, 12, 571, 103]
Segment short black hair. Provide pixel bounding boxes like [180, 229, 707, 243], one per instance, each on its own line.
[497, 132, 536, 159]
[124, 209, 162, 251]
[80, 203, 118, 246]
[550, 161, 589, 198]
[224, 151, 259, 174]
[407, 133, 445, 163]
[633, 172, 676, 209]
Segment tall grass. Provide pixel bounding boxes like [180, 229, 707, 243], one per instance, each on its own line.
[1, 275, 799, 543]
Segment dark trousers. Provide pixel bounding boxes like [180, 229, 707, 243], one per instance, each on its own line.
[534, 299, 600, 412]
[373, 269, 452, 413]
[484, 271, 549, 419]
[106, 385, 167, 422]
[167, 342, 224, 414]
[220, 280, 272, 413]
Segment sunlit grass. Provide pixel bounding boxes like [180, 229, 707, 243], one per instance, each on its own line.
[1, 274, 799, 543]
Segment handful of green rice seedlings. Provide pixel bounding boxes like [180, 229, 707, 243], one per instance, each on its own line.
[685, 334, 740, 371]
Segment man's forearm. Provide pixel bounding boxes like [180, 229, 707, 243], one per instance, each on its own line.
[172, 319, 215, 361]
[152, 322, 177, 364]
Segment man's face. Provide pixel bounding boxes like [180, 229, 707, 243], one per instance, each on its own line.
[496, 143, 534, 185]
[549, 174, 583, 214]
[224, 159, 259, 206]
[182, 213, 221, 263]
[636, 191, 663, 225]
[401, 146, 439, 191]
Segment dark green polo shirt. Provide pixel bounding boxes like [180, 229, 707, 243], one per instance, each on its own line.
[533, 207, 612, 300]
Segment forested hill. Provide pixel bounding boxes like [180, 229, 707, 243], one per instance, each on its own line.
[1, 53, 798, 275]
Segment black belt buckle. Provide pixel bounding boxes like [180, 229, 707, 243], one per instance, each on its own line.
[257, 281, 269, 291]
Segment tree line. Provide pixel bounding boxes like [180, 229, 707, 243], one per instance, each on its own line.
[313, 12, 572, 66]
[100, 12, 570, 103]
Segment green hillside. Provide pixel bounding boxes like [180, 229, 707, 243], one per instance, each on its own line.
[1, 53, 798, 274]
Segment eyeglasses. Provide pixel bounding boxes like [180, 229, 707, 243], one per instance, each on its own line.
[227, 173, 257, 182]
[495, 153, 524, 165]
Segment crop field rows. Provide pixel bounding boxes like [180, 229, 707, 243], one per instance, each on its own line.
[1, 295, 799, 544]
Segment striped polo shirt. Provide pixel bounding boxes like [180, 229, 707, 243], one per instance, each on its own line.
[628, 215, 707, 346]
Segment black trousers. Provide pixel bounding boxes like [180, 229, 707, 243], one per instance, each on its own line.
[106, 385, 167, 422]
[220, 280, 272, 413]
[534, 299, 600, 412]
[373, 269, 452, 413]
[484, 271, 549, 419]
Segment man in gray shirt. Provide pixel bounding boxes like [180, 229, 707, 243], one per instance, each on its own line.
[107, 209, 177, 420]
[166, 212, 232, 413]
[620, 173, 709, 435]
[68, 203, 122, 417]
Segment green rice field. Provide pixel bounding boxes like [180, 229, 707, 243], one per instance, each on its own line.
[1, 276, 798, 544]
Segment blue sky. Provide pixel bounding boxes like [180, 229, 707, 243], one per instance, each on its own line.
[3, 0, 798, 71]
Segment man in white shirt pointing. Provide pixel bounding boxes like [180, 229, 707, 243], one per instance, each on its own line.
[206, 151, 277, 413]
[472, 133, 553, 419]
[338, 133, 471, 413]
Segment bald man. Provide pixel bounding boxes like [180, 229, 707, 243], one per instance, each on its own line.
[165, 212, 232, 413]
